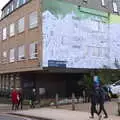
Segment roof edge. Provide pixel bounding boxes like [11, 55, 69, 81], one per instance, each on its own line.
[1, 0, 13, 11]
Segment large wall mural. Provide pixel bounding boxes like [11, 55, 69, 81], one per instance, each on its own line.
[109, 14, 120, 69]
[42, 0, 120, 69]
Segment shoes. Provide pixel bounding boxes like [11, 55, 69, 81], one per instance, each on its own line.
[89, 116, 94, 119]
[98, 115, 102, 120]
[104, 116, 108, 119]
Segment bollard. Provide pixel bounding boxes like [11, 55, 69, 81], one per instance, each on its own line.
[55, 93, 59, 108]
[72, 93, 75, 111]
[118, 94, 120, 116]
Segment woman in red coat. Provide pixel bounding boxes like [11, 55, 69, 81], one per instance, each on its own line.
[11, 89, 19, 110]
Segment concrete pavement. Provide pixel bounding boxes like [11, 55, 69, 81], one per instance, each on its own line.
[11, 108, 120, 120]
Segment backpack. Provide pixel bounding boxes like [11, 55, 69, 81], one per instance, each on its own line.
[96, 87, 105, 103]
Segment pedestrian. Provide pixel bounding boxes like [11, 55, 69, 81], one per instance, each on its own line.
[98, 86, 108, 118]
[11, 88, 19, 110]
[30, 88, 36, 108]
[90, 87, 98, 118]
[83, 89, 86, 103]
[17, 88, 23, 110]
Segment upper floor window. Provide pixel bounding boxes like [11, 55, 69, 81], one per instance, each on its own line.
[113, 2, 118, 13]
[101, 0, 105, 6]
[9, 2, 14, 13]
[29, 42, 38, 59]
[3, 51, 7, 58]
[11, 2, 14, 11]
[6, 5, 10, 15]
[10, 23, 15, 37]
[29, 11, 38, 29]
[1, 0, 30, 18]
[18, 17, 24, 33]
[2, 27, 7, 40]
[16, 0, 27, 8]
[2, 51, 7, 63]
[16, 0, 20, 8]
[18, 45, 25, 60]
[9, 48, 15, 62]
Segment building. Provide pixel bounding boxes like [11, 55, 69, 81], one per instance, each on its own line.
[0, 0, 120, 98]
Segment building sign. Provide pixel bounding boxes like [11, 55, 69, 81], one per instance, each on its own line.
[42, 0, 120, 69]
[48, 60, 66, 68]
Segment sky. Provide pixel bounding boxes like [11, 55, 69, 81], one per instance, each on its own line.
[0, 0, 9, 16]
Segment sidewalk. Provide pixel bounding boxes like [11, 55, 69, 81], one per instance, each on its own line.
[10, 108, 120, 120]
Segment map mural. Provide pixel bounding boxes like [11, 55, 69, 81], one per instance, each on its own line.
[42, 0, 120, 69]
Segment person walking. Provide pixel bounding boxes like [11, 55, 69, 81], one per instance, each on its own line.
[90, 87, 98, 118]
[98, 86, 108, 119]
[30, 88, 36, 108]
[17, 88, 23, 110]
[11, 89, 19, 110]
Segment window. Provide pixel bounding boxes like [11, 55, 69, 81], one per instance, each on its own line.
[29, 42, 38, 59]
[16, 0, 26, 7]
[18, 17, 24, 33]
[18, 45, 25, 60]
[16, 0, 20, 8]
[29, 11, 38, 29]
[19, 0, 25, 6]
[11, 2, 14, 11]
[7, 5, 10, 15]
[3, 51, 7, 58]
[9, 48, 15, 62]
[10, 2, 14, 12]
[2, 27, 7, 40]
[101, 0, 105, 6]
[10, 23, 15, 37]
[2, 7, 7, 18]
[2, 51, 7, 63]
[113, 2, 118, 12]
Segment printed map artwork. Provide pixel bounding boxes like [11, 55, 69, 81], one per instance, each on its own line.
[42, 0, 120, 69]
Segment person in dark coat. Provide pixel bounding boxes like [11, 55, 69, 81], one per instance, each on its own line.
[17, 88, 23, 110]
[90, 87, 98, 118]
[98, 86, 108, 118]
[30, 88, 36, 108]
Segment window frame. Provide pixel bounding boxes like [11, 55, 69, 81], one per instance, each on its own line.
[9, 48, 15, 63]
[101, 0, 105, 6]
[9, 23, 15, 37]
[29, 11, 38, 29]
[29, 42, 38, 59]
[18, 17, 25, 33]
[113, 2, 118, 13]
[2, 51, 7, 64]
[2, 27, 7, 40]
[18, 45, 25, 61]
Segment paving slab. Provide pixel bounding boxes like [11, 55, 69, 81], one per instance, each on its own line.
[10, 108, 120, 120]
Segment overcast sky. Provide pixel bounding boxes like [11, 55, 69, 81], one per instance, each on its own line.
[0, 0, 9, 15]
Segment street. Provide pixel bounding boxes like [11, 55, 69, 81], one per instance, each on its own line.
[0, 99, 119, 120]
[0, 104, 38, 120]
[0, 114, 37, 120]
